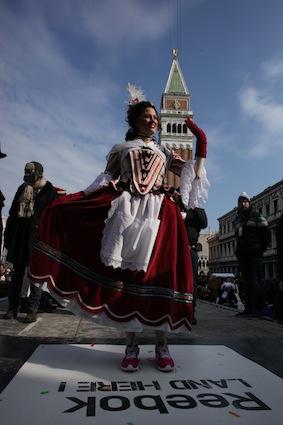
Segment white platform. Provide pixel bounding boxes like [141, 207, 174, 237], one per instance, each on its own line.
[1, 344, 282, 425]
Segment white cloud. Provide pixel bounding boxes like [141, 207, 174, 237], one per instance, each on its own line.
[239, 86, 283, 158]
[240, 87, 283, 134]
[36, 0, 174, 49]
[0, 3, 124, 214]
[261, 57, 283, 78]
[79, 0, 173, 46]
[204, 125, 240, 183]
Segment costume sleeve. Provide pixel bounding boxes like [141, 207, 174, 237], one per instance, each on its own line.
[84, 152, 120, 195]
[105, 152, 121, 179]
[185, 118, 207, 179]
[84, 172, 113, 195]
[179, 161, 210, 209]
[185, 118, 207, 159]
[177, 118, 210, 208]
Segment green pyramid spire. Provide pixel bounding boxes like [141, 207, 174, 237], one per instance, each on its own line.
[168, 64, 186, 93]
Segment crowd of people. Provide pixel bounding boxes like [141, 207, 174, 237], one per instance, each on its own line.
[196, 273, 239, 306]
[195, 272, 283, 324]
[0, 262, 12, 298]
[0, 84, 282, 374]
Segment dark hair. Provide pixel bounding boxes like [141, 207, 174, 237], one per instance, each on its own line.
[126, 101, 160, 141]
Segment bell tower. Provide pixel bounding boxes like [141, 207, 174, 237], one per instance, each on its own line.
[159, 49, 193, 187]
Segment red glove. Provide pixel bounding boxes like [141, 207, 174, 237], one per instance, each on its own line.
[185, 117, 207, 158]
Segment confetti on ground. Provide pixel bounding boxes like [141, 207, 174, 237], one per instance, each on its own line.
[40, 390, 49, 395]
[229, 411, 240, 418]
[99, 385, 111, 391]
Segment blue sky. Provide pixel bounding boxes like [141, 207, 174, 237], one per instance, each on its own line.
[1, 0, 283, 230]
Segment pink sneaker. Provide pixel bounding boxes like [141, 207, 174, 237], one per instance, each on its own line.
[155, 345, 175, 372]
[121, 346, 140, 372]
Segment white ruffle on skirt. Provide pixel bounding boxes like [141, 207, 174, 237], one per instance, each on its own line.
[100, 191, 164, 272]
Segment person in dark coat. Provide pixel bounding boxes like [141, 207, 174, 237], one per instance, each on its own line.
[274, 212, 283, 323]
[0, 191, 5, 254]
[184, 207, 208, 324]
[3, 161, 58, 319]
[233, 192, 270, 318]
[276, 212, 283, 282]
[0, 145, 7, 254]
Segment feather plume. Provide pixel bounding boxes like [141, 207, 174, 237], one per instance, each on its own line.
[127, 82, 146, 105]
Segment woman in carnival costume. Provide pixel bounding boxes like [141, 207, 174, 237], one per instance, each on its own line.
[30, 84, 209, 372]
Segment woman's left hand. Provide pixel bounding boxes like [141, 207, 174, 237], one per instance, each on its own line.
[185, 117, 207, 159]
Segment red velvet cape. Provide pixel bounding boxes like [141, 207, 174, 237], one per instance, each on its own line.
[30, 186, 193, 330]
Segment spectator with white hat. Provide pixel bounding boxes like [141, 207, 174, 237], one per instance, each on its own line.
[233, 191, 270, 318]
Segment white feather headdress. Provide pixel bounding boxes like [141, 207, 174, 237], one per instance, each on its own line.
[127, 83, 146, 105]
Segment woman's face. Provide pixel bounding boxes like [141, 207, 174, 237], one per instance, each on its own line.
[135, 107, 159, 138]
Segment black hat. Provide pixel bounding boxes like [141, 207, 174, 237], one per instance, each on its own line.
[31, 161, 44, 176]
[25, 161, 44, 176]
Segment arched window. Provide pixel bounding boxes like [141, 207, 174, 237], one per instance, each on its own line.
[167, 123, 171, 133]
[172, 123, 176, 133]
[183, 124, 187, 134]
[177, 124, 182, 133]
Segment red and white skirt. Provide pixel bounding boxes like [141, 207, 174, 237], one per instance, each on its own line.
[30, 186, 193, 332]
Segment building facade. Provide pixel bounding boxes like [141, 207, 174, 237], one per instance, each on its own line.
[207, 179, 283, 279]
[198, 233, 210, 274]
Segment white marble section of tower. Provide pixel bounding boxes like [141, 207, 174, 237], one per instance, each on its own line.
[159, 49, 193, 152]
